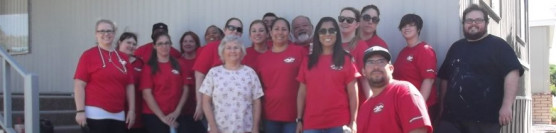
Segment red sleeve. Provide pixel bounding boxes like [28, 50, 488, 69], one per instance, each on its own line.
[296, 57, 308, 83]
[416, 45, 437, 79]
[192, 43, 216, 74]
[170, 47, 182, 58]
[134, 44, 148, 61]
[396, 82, 433, 133]
[344, 58, 361, 84]
[74, 51, 90, 82]
[139, 65, 154, 91]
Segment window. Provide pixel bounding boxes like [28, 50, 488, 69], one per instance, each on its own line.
[0, 0, 29, 55]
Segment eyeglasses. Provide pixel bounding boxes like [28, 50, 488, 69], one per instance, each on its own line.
[338, 16, 357, 24]
[318, 28, 337, 35]
[365, 58, 388, 66]
[226, 25, 243, 33]
[464, 18, 485, 24]
[361, 15, 380, 23]
[155, 42, 172, 46]
[96, 30, 114, 34]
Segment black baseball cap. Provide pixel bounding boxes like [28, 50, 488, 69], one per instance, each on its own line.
[152, 23, 168, 33]
[363, 46, 391, 62]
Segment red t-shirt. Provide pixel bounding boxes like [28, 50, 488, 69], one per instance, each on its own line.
[343, 40, 369, 105]
[357, 80, 432, 133]
[192, 41, 222, 74]
[180, 57, 197, 115]
[296, 55, 360, 129]
[140, 60, 189, 114]
[129, 56, 144, 128]
[74, 46, 134, 113]
[134, 42, 181, 62]
[256, 44, 306, 122]
[242, 46, 264, 69]
[365, 35, 388, 49]
[393, 42, 438, 106]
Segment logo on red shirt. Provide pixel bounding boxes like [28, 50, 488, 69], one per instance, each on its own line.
[373, 103, 384, 113]
[284, 57, 296, 63]
[406, 55, 413, 62]
[171, 69, 179, 75]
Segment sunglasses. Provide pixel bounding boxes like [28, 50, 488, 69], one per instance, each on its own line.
[226, 25, 243, 33]
[318, 28, 337, 35]
[338, 16, 357, 24]
[362, 15, 380, 23]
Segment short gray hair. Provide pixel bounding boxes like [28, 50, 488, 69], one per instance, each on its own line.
[218, 35, 246, 62]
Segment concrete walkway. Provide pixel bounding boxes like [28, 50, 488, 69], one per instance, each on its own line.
[533, 124, 556, 133]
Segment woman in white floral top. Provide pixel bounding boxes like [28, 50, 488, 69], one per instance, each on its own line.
[200, 35, 264, 133]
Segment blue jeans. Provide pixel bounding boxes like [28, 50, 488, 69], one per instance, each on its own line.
[264, 120, 296, 133]
[303, 126, 343, 133]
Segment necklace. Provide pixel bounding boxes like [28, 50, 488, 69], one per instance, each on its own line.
[98, 46, 127, 73]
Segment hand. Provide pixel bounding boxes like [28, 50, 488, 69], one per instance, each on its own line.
[125, 111, 136, 129]
[295, 122, 303, 133]
[348, 122, 356, 133]
[208, 127, 219, 133]
[194, 105, 204, 121]
[75, 112, 87, 127]
[499, 105, 513, 126]
[165, 111, 180, 125]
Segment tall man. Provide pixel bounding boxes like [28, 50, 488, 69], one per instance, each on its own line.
[357, 46, 432, 133]
[436, 4, 524, 133]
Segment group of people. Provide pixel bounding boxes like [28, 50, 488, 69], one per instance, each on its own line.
[74, 4, 524, 133]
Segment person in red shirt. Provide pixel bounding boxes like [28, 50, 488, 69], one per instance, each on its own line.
[115, 32, 146, 133]
[192, 17, 244, 121]
[134, 23, 181, 62]
[357, 46, 432, 133]
[203, 25, 224, 45]
[74, 19, 135, 133]
[358, 5, 388, 49]
[242, 20, 268, 68]
[177, 31, 206, 132]
[296, 17, 359, 133]
[140, 33, 189, 133]
[339, 7, 371, 106]
[393, 14, 439, 123]
[257, 18, 305, 133]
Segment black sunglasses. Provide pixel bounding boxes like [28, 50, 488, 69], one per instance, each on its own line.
[318, 28, 337, 35]
[338, 16, 356, 24]
[226, 25, 243, 33]
[362, 15, 380, 23]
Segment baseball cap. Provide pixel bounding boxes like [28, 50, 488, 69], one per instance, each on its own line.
[363, 46, 391, 62]
[152, 23, 168, 33]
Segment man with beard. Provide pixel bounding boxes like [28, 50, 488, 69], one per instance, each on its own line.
[436, 4, 524, 133]
[356, 46, 432, 133]
[291, 15, 314, 50]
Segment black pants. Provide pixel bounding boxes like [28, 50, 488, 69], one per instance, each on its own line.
[179, 115, 207, 133]
[82, 118, 126, 133]
[435, 120, 501, 133]
[145, 114, 205, 133]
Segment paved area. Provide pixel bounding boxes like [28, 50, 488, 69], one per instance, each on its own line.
[533, 124, 556, 133]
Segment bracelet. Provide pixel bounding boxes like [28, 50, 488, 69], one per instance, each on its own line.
[76, 110, 85, 113]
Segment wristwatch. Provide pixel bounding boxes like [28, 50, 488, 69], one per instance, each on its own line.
[296, 118, 303, 123]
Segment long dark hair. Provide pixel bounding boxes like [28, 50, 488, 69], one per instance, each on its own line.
[148, 33, 181, 75]
[179, 31, 201, 53]
[308, 17, 349, 69]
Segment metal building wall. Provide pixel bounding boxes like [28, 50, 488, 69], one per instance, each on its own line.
[11, 0, 461, 93]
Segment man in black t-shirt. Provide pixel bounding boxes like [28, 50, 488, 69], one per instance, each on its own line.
[436, 4, 524, 133]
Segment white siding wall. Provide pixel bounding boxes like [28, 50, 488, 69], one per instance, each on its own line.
[13, 0, 462, 93]
[530, 26, 550, 93]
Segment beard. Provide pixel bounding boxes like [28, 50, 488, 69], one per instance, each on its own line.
[367, 72, 388, 88]
[295, 33, 311, 43]
[464, 27, 487, 40]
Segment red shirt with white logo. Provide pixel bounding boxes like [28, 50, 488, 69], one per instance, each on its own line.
[357, 80, 432, 133]
[296, 55, 360, 129]
[74, 47, 134, 113]
[393, 42, 437, 106]
[192, 41, 222, 74]
[134, 42, 181, 62]
[256, 44, 306, 122]
[140, 60, 189, 114]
